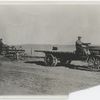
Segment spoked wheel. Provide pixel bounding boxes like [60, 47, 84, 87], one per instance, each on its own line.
[44, 54, 58, 66]
[87, 56, 100, 71]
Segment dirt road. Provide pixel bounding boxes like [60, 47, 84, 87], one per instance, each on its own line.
[0, 57, 100, 95]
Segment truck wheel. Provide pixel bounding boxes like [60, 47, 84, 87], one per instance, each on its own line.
[87, 56, 100, 71]
[44, 54, 57, 66]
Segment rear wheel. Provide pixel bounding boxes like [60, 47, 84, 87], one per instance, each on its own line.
[44, 54, 58, 66]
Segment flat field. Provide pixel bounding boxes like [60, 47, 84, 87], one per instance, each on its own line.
[0, 55, 100, 95]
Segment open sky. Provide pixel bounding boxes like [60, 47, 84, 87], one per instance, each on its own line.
[0, 4, 100, 45]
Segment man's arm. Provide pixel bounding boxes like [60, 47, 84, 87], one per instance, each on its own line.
[82, 43, 91, 46]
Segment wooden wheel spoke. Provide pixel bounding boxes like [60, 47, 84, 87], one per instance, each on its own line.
[88, 56, 100, 71]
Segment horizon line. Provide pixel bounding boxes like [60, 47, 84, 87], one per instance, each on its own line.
[8, 43, 100, 46]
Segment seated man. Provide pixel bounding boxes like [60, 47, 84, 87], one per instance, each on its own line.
[75, 36, 90, 56]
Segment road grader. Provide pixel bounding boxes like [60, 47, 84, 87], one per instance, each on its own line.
[35, 44, 100, 71]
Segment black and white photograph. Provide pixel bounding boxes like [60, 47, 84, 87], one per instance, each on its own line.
[0, 1, 100, 99]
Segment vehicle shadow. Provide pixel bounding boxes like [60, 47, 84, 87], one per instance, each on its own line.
[66, 64, 100, 72]
[24, 61, 100, 72]
[24, 61, 67, 67]
[24, 61, 45, 66]
[66, 64, 91, 72]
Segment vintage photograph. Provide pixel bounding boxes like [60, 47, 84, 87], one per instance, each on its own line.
[0, 2, 100, 95]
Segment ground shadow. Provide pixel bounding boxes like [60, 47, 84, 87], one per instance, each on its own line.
[24, 61, 66, 67]
[24, 61, 100, 72]
[66, 64, 90, 71]
[66, 64, 100, 72]
[25, 61, 46, 66]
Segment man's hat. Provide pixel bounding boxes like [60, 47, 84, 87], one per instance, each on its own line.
[78, 36, 82, 38]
